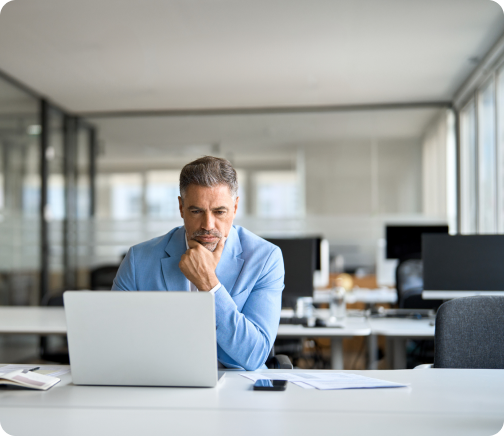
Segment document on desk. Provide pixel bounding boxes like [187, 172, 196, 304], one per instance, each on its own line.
[241, 372, 407, 390]
[0, 365, 70, 377]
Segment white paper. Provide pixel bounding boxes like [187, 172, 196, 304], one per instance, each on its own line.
[292, 381, 316, 389]
[241, 372, 407, 390]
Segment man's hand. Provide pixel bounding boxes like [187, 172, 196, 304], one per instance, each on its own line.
[179, 237, 226, 291]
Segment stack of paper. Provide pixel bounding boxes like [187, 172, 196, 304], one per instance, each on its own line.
[241, 372, 408, 390]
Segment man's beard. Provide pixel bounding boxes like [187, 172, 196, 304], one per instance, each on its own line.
[190, 229, 223, 252]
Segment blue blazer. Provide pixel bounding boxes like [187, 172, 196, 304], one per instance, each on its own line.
[112, 225, 285, 370]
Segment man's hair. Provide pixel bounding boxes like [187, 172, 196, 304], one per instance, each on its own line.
[179, 156, 238, 202]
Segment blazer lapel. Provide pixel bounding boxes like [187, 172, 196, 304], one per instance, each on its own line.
[216, 226, 244, 296]
[161, 227, 190, 291]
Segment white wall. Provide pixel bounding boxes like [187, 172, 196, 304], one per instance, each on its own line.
[305, 140, 422, 216]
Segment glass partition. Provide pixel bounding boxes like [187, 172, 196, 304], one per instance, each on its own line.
[0, 77, 40, 305]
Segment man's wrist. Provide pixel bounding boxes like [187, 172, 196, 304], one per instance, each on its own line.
[197, 274, 220, 292]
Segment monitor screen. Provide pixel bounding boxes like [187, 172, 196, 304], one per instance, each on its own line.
[386, 225, 449, 259]
[265, 238, 317, 308]
[423, 234, 504, 291]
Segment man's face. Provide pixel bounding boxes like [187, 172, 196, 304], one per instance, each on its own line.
[178, 184, 239, 252]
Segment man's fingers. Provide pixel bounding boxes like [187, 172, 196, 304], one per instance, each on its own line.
[187, 239, 200, 249]
[213, 237, 227, 256]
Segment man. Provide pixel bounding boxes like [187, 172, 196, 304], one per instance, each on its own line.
[112, 156, 285, 370]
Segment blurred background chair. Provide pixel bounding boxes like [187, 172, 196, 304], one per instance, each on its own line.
[265, 348, 293, 369]
[90, 264, 120, 290]
[434, 296, 504, 369]
[395, 254, 442, 310]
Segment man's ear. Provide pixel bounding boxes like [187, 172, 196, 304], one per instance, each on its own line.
[233, 196, 240, 217]
[178, 196, 184, 218]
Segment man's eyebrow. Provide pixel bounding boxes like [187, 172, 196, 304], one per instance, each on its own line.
[212, 206, 229, 211]
[188, 206, 204, 210]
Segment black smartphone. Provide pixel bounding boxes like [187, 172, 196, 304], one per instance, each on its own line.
[253, 379, 288, 391]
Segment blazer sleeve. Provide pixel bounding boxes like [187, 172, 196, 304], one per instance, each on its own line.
[111, 247, 136, 291]
[214, 246, 284, 370]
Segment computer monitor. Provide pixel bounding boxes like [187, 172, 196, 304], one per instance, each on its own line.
[422, 234, 504, 299]
[265, 237, 317, 308]
[386, 225, 449, 259]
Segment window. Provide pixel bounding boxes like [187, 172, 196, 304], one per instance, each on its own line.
[497, 67, 504, 233]
[477, 79, 497, 234]
[255, 171, 301, 218]
[460, 100, 477, 234]
[145, 171, 180, 218]
[109, 173, 143, 220]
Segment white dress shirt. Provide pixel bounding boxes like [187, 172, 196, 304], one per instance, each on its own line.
[185, 234, 221, 294]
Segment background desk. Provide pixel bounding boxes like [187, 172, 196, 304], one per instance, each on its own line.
[277, 317, 371, 369]
[0, 307, 66, 335]
[0, 367, 503, 436]
[368, 318, 435, 369]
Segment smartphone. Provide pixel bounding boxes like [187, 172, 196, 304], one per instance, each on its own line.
[253, 379, 288, 391]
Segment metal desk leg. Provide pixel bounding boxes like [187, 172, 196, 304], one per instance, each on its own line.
[393, 338, 407, 369]
[330, 337, 344, 369]
[367, 334, 379, 370]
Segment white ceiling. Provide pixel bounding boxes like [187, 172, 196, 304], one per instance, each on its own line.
[0, 0, 502, 113]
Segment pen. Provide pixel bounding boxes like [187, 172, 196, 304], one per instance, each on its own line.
[21, 367, 40, 373]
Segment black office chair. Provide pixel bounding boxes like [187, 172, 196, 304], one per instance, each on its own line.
[434, 296, 504, 369]
[90, 265, 120, 290]
[39, 294, 70, 364]
[265, 348, 293, 369]
[396, 254, 443, 309]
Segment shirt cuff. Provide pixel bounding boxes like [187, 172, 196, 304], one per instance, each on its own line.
[201, 282, 221, 295]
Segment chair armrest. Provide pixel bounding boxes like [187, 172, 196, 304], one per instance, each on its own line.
[413, 364, 433, 369]
[269, 354, 293, 370]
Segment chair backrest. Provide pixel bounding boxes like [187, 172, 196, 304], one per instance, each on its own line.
[90, 265, 120, 290]
[396, 256, 442, 309]
[434, 296, 504, 369]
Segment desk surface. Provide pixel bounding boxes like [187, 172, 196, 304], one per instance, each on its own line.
[0, 366, 502, 436]
[0, 307, 435, 339]
[0, 307, 66, 335]
[368, 317, 435, 338]
[277, 316, 371, 337]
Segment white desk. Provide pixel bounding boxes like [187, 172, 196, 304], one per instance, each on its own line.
[0, 307, 66, 335]
[0, 367, 503, 436]
[0, 307, 433, 371]
[314, 288, 397, 305]
[277, 317, 371, 370]
[368, 318, 435, 369]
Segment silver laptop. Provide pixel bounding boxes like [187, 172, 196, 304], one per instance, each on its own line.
[64, 291, 224, 388]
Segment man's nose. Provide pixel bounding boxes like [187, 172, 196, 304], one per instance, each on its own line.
[201, 212, 215, 230]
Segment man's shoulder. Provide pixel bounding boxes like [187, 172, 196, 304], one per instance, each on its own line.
[234, 225, 280, 257]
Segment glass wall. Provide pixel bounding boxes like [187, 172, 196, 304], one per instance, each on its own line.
[0, 77, 40, 305]
[0, 73, 96, 305]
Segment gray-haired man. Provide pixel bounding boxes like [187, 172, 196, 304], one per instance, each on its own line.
[112, 156, 285, 370]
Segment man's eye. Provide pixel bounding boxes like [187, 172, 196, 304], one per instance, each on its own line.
[215, 211, 225, 215]
[191, 210, 201, 214]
